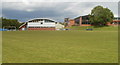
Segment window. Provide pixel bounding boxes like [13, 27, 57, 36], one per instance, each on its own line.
[82, 22, 91, 24]
[45, 20, 49, 22]
[55, 22, 57, 24]
[41, 22, 43, 24]
[40, 19, 43, 21]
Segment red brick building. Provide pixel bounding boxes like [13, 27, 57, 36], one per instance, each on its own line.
[65, 15, 91, 27]
[107, 18, 120, 26]
[68, 19, 75, 27]
[65, 15, 120, 27]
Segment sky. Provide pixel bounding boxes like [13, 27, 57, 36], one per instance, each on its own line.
[2, 0, 119, 22]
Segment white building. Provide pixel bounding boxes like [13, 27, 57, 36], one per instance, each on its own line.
[55, 22, 64, 30]
[19, 18, 64, 30]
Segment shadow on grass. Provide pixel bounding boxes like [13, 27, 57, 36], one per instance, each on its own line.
[93, 25, 109, 28]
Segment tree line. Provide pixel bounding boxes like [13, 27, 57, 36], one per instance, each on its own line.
[0, 17, 24, 29]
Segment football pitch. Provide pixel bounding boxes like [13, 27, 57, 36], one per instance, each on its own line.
[2, 28, 118, 63]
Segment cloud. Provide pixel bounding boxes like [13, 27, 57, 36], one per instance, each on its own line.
[2, 2, 67, 12]
[26, 9, 34, 12]
[2, 2, 118, 22]
[2, 2, 79, 21]
[2, 0, 120, 2]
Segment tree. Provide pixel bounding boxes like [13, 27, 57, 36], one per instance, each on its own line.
[1, 17, 22, 29]
[64, 22, 68, 27]
[90, 6, 114, 26]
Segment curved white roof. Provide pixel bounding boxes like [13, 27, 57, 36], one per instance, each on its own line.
[27, 18, 56, 22]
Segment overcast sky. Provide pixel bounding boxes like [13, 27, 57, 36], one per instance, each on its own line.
[2, 2, 119, 22]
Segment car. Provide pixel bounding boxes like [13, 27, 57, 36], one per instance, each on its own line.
[86, 28, 93, 31]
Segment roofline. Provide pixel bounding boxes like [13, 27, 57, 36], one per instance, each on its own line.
[19, 18, 57, 28]
[19, 22, 27, 28]
[27, 18, 57, 22]
[74, 15, 89, 19]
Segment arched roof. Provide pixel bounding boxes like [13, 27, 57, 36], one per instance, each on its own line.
[27, 18, 56, 22]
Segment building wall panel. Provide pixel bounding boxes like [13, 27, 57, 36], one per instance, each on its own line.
[28, 28, 55, 30]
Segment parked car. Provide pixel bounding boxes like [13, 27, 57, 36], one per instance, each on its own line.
[86, 28, 93, 31]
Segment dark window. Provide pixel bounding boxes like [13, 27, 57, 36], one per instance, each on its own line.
[41, 19, 43, 21]
[41, 22, 43, 24]
[55, 22, 57, 24]
[82, 22, 91, 24]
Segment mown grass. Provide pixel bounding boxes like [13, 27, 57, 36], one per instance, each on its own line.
[2, 26, 118, 63]
[0, 31, 2, 64]
[67, 26, 118, 31]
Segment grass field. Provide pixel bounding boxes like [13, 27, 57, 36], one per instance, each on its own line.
[2, 26, 118, 63]
[67, 26, 118, 31]
[0, 31, 2, 64]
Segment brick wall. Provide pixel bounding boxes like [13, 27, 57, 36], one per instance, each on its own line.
[107, 20, 120, 26]
[79, 17, 82, 26]
[28, 27, 55, 30]
[80, 24, 92, 26]
[68, 19, 75, 26]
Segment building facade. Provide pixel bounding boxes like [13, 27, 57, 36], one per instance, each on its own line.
[65, 15, 120, 27]
[55, 22, 64, 30]
[65, 15, 91, 27]
[74, 15, 91, 26]
[19, 18, 56, 30]
[107, 17, 120, 26]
